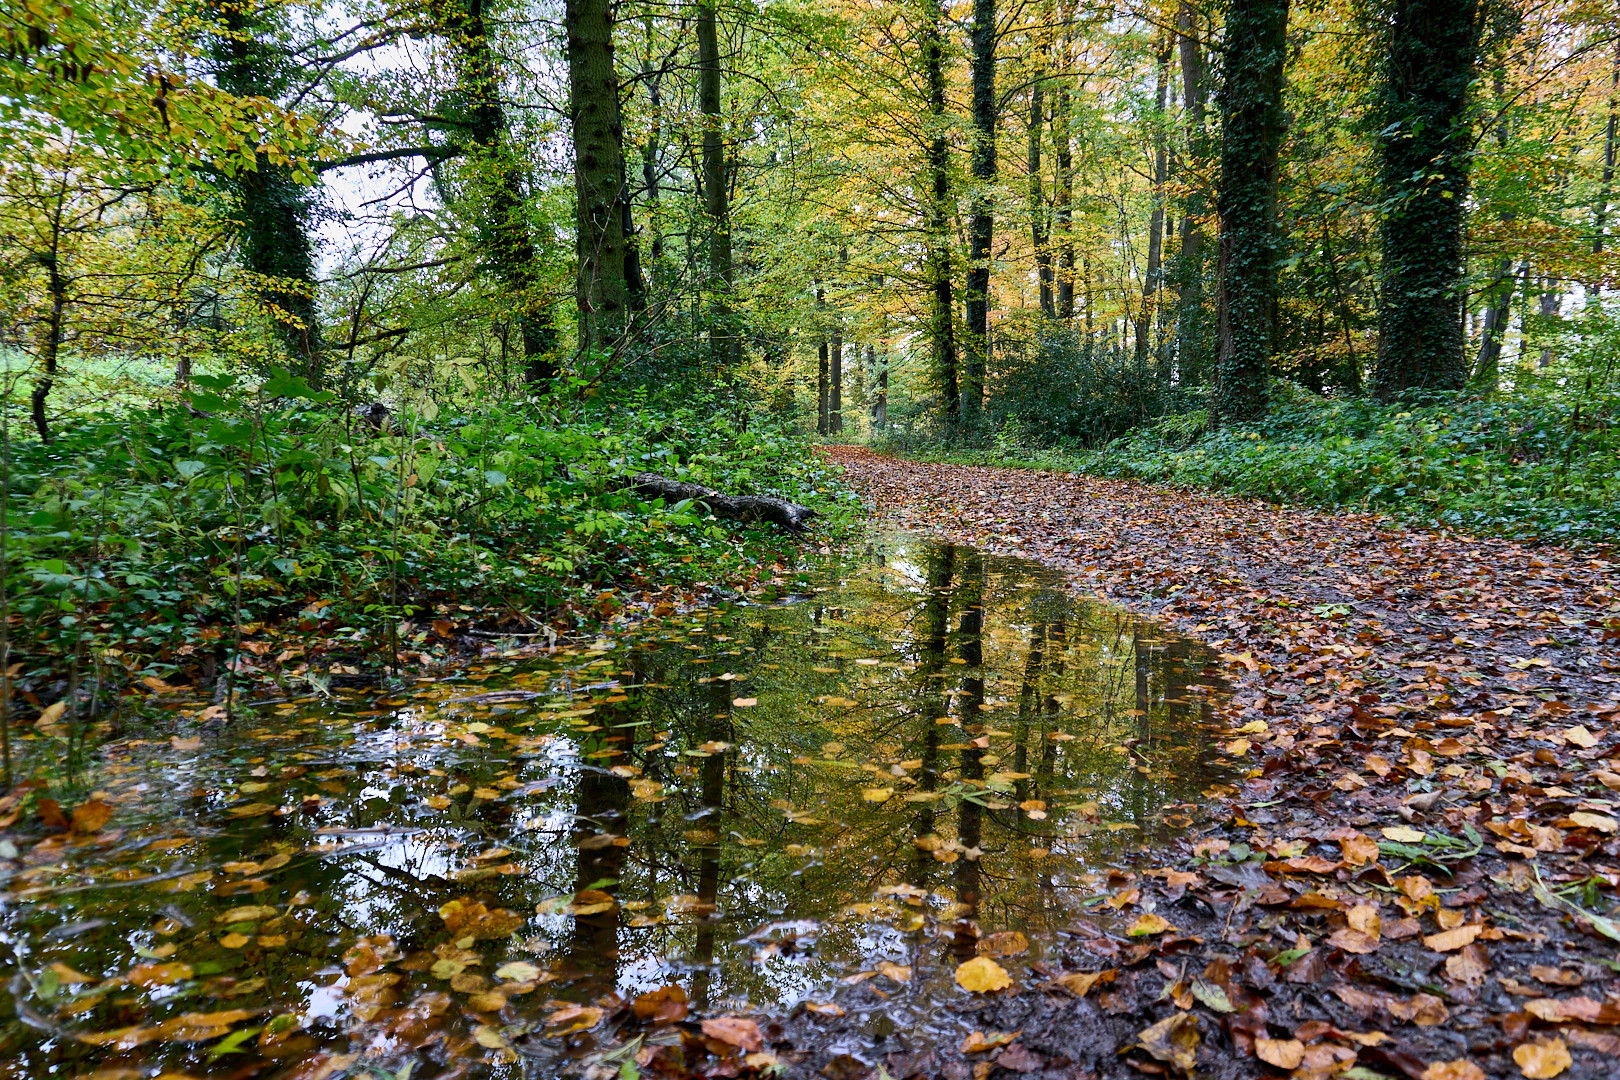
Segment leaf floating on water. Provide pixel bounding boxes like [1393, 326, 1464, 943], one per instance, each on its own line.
[215, 905, 278, 923]
[954, 956, 1012, 993]
[861, 788, 893, 802]
[978, 931, 1029, 957]
[701, 1016, 764, 1051]
[128, 962, 194, 986]
[875, 961, 911, 983]
[71, 800, 113, 833]
[543, 1005, 604, 1035]
[493, 961, 542, 982]
[632, 984, 689, 1023]
[438, 898, 525, 939]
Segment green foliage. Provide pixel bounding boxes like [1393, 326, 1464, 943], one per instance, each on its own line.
[1064, 388, 1620, 542]
[2, 371, 850, 689]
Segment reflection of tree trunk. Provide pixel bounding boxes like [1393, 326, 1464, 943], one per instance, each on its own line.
[1039, 619, 1066, 783]
[1013, 623, 1045, 807]
[690, 679, 733, 1010]
[570, 738, 629, 996]
[952, 550, 985, 957]
[909, 544, 956, 888]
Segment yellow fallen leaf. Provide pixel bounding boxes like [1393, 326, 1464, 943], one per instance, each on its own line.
[732, 697, 758, 707]
[1057, 969, 1116, 996]
[861, 788, 893, 802]
[875, 961, 911, 983]
[1254, 1037, 1304, 1070]
[1513, 1037, 1571, 1079]
[1128, 912, 1172, 937]
[1422, 1061, 1486, 1080]
[1382, 826, 1426, 843]
[961, 1030, 1020, 1053]
[954, 956, 1012, 993]
[978, 931, 1029, 957]
[1134, 1012, 1199, 1074]
[1224, 738, 1251, 756]
[1422, 924, 1482, 952]
[219, 933, 251, 949]
[1568, 812, 1618, 833]
[494, 961, 542, 981]
[1563, 725, 1597, 749]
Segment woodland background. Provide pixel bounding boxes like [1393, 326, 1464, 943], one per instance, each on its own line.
[2, 0, 1619, 737]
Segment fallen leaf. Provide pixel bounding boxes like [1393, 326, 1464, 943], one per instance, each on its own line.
[543, 1004, 604, 1035]
[955, 956, 1013, 993]
[1563, 725, 1598, 749]
[71, 800, 113, 833]
[1254, 1037, 1304, 1070]
[438, 898, 524, 939]
[1382, 825, 1426, 843]
[961, 1030, 1020, 1053]
[493, 961, 542, 982]
[1057, 969, 1116, 996]
[1422, 1062, 1486, 1080]
[1133, 1012, 1199, 1075]
[1423, 924, 1482, 952]
[1567, 811, 1618, 833]
[701, 1016, 764, 1052]
[978, 931, 1029, 957]
[876, 961, 912, 983]
[1128, 912, 1173, 936]
[1514, 1037, 1572, 1079]
[632, 984, 689, 1023]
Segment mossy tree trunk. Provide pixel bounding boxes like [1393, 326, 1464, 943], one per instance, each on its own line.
[921, 0, 959, 423]
[565, 0, 631, 348]
[1212, 0, 1291, 425]
[440, 0, 559, 384]
[963, 0, 996, 425]
[1370, 0, 1480, 401]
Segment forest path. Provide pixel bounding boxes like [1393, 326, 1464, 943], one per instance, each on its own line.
[795, 445, 1620, 1077]
[827, 445, 1620, 725]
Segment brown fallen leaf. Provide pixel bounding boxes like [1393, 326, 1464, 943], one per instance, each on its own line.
[437, 898, 524, 939]
[1133, 1012, 1199, 1075]
[1057, 969, 1116, 996]
[632, 984, 688, 1023]
[960, 1030, 1020, 1053]
[701, 1016, 764, 1052]
[1253, 1036, 1304, 1070]
[955, 956, 1013, 993]
[978, 931, 1029, 957]
[1513, 1037, 1572, 1079]
[875, 961, 912, 983]
[70, 800, 113, 833]
[1522, 996, 1620, 1024]
[1326, 927, 1381, 954]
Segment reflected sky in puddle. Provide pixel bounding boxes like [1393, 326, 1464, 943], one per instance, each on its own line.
[0, 531, 1232, 1077]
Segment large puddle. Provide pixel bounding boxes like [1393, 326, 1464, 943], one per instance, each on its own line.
[0, 532, 1233, 1077]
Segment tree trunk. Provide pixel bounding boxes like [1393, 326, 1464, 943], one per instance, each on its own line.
[816, 284, 829, 434]
[964, 0, 997, 424]
[871, 345, 888, 427]
[1212, 0, 1291, 425]
[1176, 1, 1208, 379]
[698, 0, 735, 365]
[1137, 32, 1171, 366]
[565, 0, 631, 347]
[830, 325, 843, 433]
[1472, 257, 1514, 391]
[443, 0, 559, 384]
[1591, 39, 1618, 266]
[921, 0, 959, 423]
[625, 473, 815, 532]
[1028, 65, 1054, 317]
[32, 250, 65, 442]
[1371, 0, 1480, 401]
[211, 2, 323, 385]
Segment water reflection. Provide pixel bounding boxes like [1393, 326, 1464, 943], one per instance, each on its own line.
[0, 532, 1230, 1078]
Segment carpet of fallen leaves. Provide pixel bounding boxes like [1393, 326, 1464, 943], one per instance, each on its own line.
[768, 447, 1620, 1080]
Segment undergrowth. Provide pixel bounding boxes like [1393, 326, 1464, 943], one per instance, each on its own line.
[3, 369, 854, 717]
[882, 390, 1620, 544]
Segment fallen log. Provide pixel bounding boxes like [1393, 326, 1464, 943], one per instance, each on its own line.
[624, 472, 816, 534]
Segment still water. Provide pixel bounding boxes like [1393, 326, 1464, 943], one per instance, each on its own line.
[0, 532, 1232, 1078]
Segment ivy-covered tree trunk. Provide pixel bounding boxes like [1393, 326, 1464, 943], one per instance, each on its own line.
[830, 325, 843, 433]
[1212, 0, 1290, 425]
[565, 0, 631, 347]
[921, 0, 959, 422]
[1028, 62, 1054, 318]
[1136, 33, 1171, 366]
[441, 0, 558, 384]
[963, 0, 996, 424]
[1370, 0, 1480, 401]
[698, 0, 735, 365]
[1176, 1, 1208, 380]
[210, 0, 323, 384]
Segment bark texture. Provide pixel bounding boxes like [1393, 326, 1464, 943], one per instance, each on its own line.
[626, 473, 815, 533]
